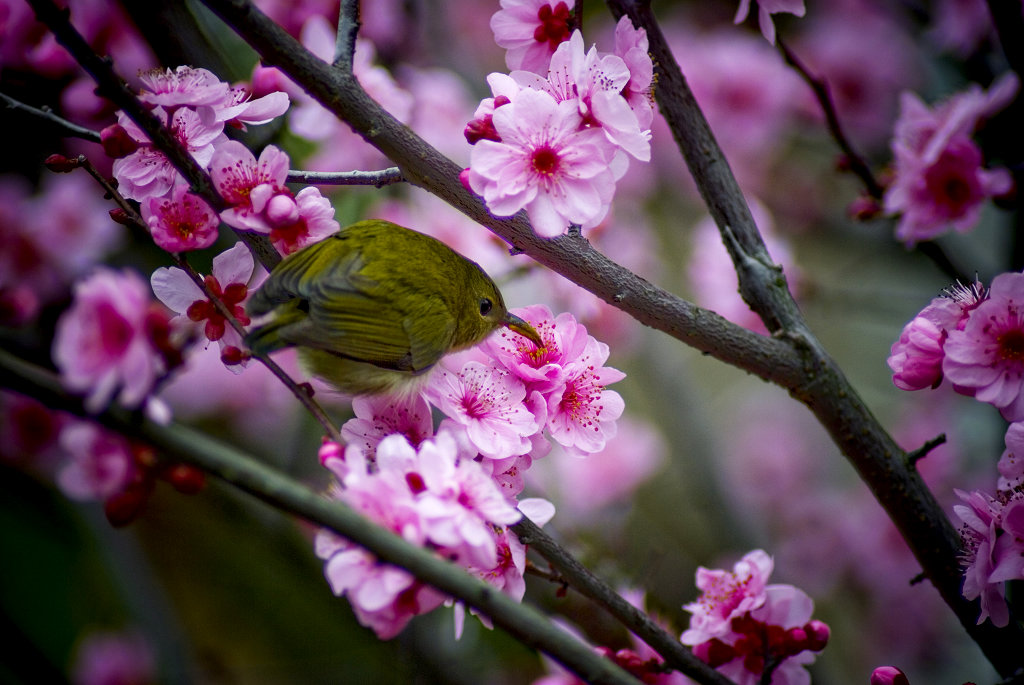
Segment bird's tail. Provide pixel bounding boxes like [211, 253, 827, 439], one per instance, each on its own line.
[243, 302, 305, 356]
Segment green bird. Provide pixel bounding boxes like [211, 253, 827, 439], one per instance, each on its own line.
[245, 219, 542, 397]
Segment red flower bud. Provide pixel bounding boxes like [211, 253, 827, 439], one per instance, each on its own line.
[44, 153, 80, 172]
[164, 463, 206, 494]
[870, 666, 910, 685]
[100, 123, 140, 158]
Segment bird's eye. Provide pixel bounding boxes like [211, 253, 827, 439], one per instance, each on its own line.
[479, 298, 493, 316]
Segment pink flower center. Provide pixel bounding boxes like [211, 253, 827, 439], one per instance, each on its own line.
[534, 2, 571, 50]
[96, 301, 134, 356]
[997, 327, 1024, 362]
[530, 145, 562, 177]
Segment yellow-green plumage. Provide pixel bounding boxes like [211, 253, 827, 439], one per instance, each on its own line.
[245, 220, 541, 397]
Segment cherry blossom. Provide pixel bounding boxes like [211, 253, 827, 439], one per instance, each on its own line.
[544, 337, 625, 454]
[514, 29, 650, 161]
[953, 487, 1024, 626]
[209, 141, 339, 254]
[998, 421, 1024, 489]
[138, 66, 230, 109]
[735, 0, 806, 45]
[426, 360, 541, 460]
[491, 0, 576, 73]
[151, 242, 255, 369]
[468, 87, 619, 237]
[682, 549, 775, 644]
[884, 74, 1018, 245]
[110, 107, 225, 201]
[56, 422, 136, 501]
[340, 393, 435, 461]
[943, 272, 1024, 420]
[52, 268, 169, 411]
[141, 183, 219, 252]
[613, 16, 655, 130]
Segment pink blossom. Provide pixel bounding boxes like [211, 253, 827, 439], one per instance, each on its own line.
[514, 29, 650, 161]
[491, 0, 576, 74]
[613, 16, 655, 130]
[545, 337, 625, 454]
[340, 393, 435, 461]
[138, 66, 230, 109]
[426, 361, 540, 460]
[887, 297, 966, 391]
[884, 75, 1018, 245]
[211, 86, 290, 127]
[681, 549, 774, 644]
[735, 0, 806, 45]
[468, 87, 619, 237]
[151, 242, 255, 369]
[998, 421, 1024, 489]
[56, 422, 136, 501]
[952, 488, 1024, 626]
[141, 183, 219, 252]
[209, 142, 338, 253]
[943, 272, 1024, 420]
[209, 140, 289, 232]
[70, 630, 155, 685]
[53, 268, 167, 411]
[111, 107, 225, 201]
[484, 305, 590, 392]
[928, 0, 993, 56]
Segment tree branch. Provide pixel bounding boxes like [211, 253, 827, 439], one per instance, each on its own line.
[287, 167, 405, 187]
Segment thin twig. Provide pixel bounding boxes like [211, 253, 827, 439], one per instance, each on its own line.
[287, 167, 405, 187]
[0, 349, 643, 685]
[906, 433, 948, 467]
[0, 91, 102, 143]
[775, 35, 884, 200]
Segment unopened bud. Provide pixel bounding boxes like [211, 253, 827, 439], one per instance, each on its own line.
[803, 620, 830, 651]
[44, 153, 80, 172]
[164, 463, 206, 494]
[104, 482, 152, 527]
[100, 123, 139, 158]
[870, 666, 910, 685]
[109, 208, 133, 226]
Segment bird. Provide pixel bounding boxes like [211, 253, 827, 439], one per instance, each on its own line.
[244, 219, 542, 397]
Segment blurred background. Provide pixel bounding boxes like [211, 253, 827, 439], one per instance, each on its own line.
[1, 0, 1018, 682]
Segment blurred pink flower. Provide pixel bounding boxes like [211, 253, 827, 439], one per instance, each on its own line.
[928, 0, 993, 56]
[53, 268, 167, 411]
[70, 630, 155, 685]
[491, 0, 575, 73]
[943, 272, 1024, 420]
[998, 421, 1024, 489]
[884, 74, 1018, 245]
[56, 422, 136, 501]
[468, 87, 619, 237]
[141, 183, 219, 252]
[735, 0, 805, 45]
[151, 242, 255, 370]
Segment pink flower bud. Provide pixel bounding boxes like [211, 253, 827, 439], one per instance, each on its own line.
[803, 619, 830, 651]
[265, 192, 300, 226]
[44, 153, 80, 172]
[870, 666, 910, 685]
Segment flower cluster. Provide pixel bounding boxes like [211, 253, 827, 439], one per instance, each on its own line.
[883, 74, 1017, 246]
[887, 273, 1024, 422]
[314, 430, 553, 639]
[105, 65, 339, 256]
[315, 305, 623, 637]
[464, 14, 653, 237]
[680, 549, 829, 685]
[951, 415, 1024, 627]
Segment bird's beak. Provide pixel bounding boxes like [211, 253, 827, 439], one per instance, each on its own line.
[503, 313, 543, 348]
